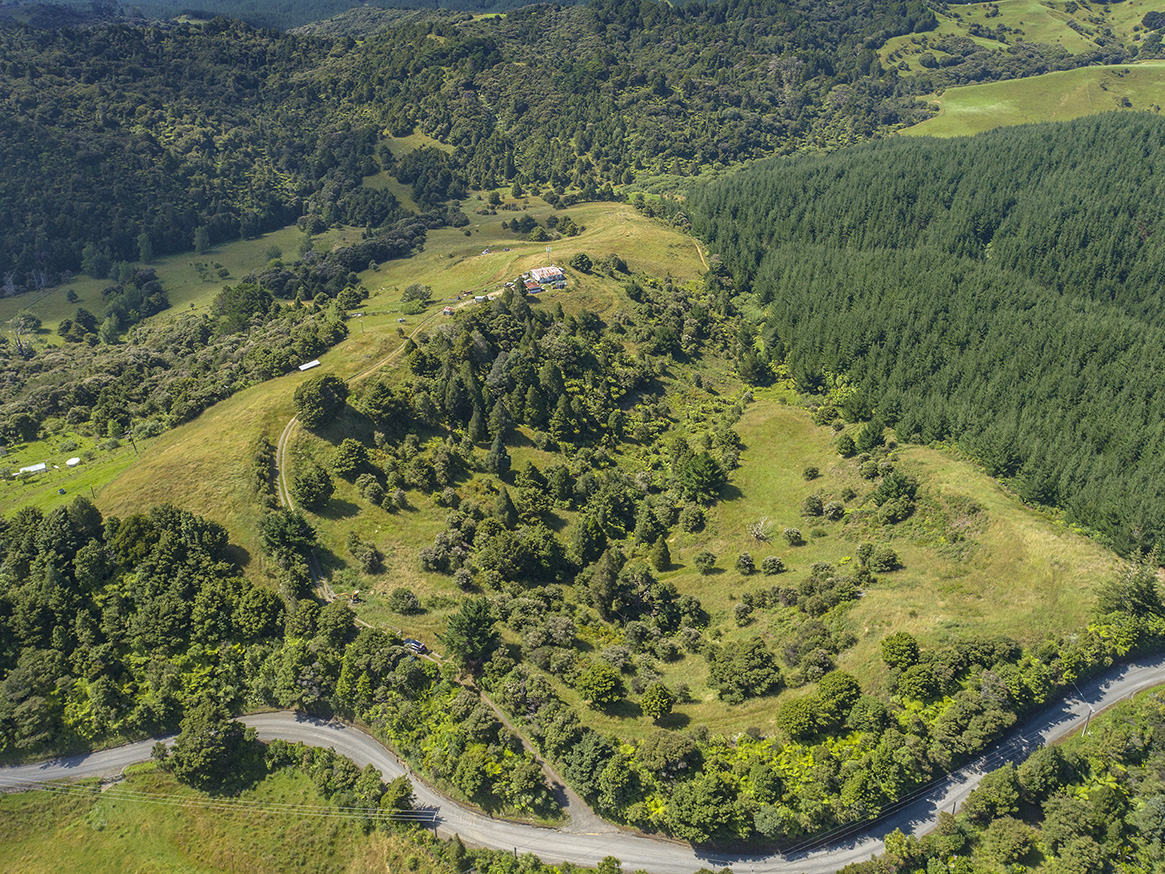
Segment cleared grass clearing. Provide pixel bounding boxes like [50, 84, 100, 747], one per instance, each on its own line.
[364, 199, 704, 311]
[881, 0, 1157, 73]
[0, 429, 149, 517]
[382, 132, 453, 158]
[569, 389, 1118, 740]
[0, 766, 442, 874]
[363, 168, 420, 212]
[901, 63, 1165, 137]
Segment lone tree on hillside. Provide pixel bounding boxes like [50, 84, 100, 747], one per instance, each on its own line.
[441, 598, 499, 672]
[291, 463, 334, 511]
[641, 682, 675, 721]
[401, 283, 432, 304]
[294, 374, 349, 430]
[678, 452, 725, 504]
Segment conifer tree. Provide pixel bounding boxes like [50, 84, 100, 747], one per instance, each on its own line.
[649, 537, 671, 572]
[484, 432, 511, 476]
[495, 487, 518, 529]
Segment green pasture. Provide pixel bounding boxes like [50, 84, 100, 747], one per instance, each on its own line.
[0, 427, 150, 518]
[0, 766, 443, 874]
[72, 193, 1121, 740]
[880, 0, 1160, 73]
[96, 202, 702, 597]
[902, 63, 1165, 137]
[363, 198, 706, 310]
[532, 390, 1116, 740]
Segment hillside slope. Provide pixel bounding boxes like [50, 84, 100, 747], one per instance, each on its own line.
[690, 112, 1165, 555]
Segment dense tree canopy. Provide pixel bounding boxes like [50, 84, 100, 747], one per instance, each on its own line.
[691, 112, 1165, 556]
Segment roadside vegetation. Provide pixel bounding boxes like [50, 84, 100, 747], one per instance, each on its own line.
[846, 688, 1165, 874]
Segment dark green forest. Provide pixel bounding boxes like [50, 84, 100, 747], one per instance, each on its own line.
[0, 0, 1007, 291]
[690, 112, 1165, 557]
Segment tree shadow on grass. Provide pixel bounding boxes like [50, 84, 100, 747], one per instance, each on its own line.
[315, 405, 378, 446]
[223, 542, 251, 569]
[655, 711, 691, 729]
[602, 699, 643, 720]
[318, 497, 360, 520]
[719, 483, 744, 503]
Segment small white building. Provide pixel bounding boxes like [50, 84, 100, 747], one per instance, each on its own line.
[530, 266, 565, 284]
[66, 457, 81, 468]
[298, 359, 321, 372]
[15, 462, 47, 477]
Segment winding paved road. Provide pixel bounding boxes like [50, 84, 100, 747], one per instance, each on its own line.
[3, 655, 1164, 873]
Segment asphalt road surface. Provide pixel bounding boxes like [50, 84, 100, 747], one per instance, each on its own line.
[3, 654, 1164, 874]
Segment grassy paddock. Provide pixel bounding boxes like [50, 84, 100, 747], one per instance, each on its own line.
[363, 199, 704, 310]
[881, 0, 1160, 72]
[550, 390, 1116, 740]
[0, 429, 149, 518]
[901, 63, 1165, 137]
[0, 766, 444, 874]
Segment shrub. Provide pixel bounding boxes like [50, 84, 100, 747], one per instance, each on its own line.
[576, 661, 625, 707]
[775, 695, 820, 741]
[679, 504, 705, 533]
[649, 538, 671, 572]
[346, 532, 383, 574]
[783, 527, 804, 546]
[294, 374, 348, 430]
[694, 551, 717, 574]
[802, 494, 823, 516]
[802, 466, 819, 481]
[706, 637, 783, 704]
[568, 252, 593, 273]
[761, 556, 785, 575]
[641, 682, 675, 721]
[735, 552, 755, 575]
[291, 464, 334, 510]
[387, 587, 424, 614]
[332, 438, 368, 481]
[822, 500, 844, 521]
[869, 545, 900, 572]
[881, 631, 920, 669]
[897, 664, 937, 701]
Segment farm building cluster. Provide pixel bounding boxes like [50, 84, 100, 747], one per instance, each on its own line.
[445, 265, 568, 316]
